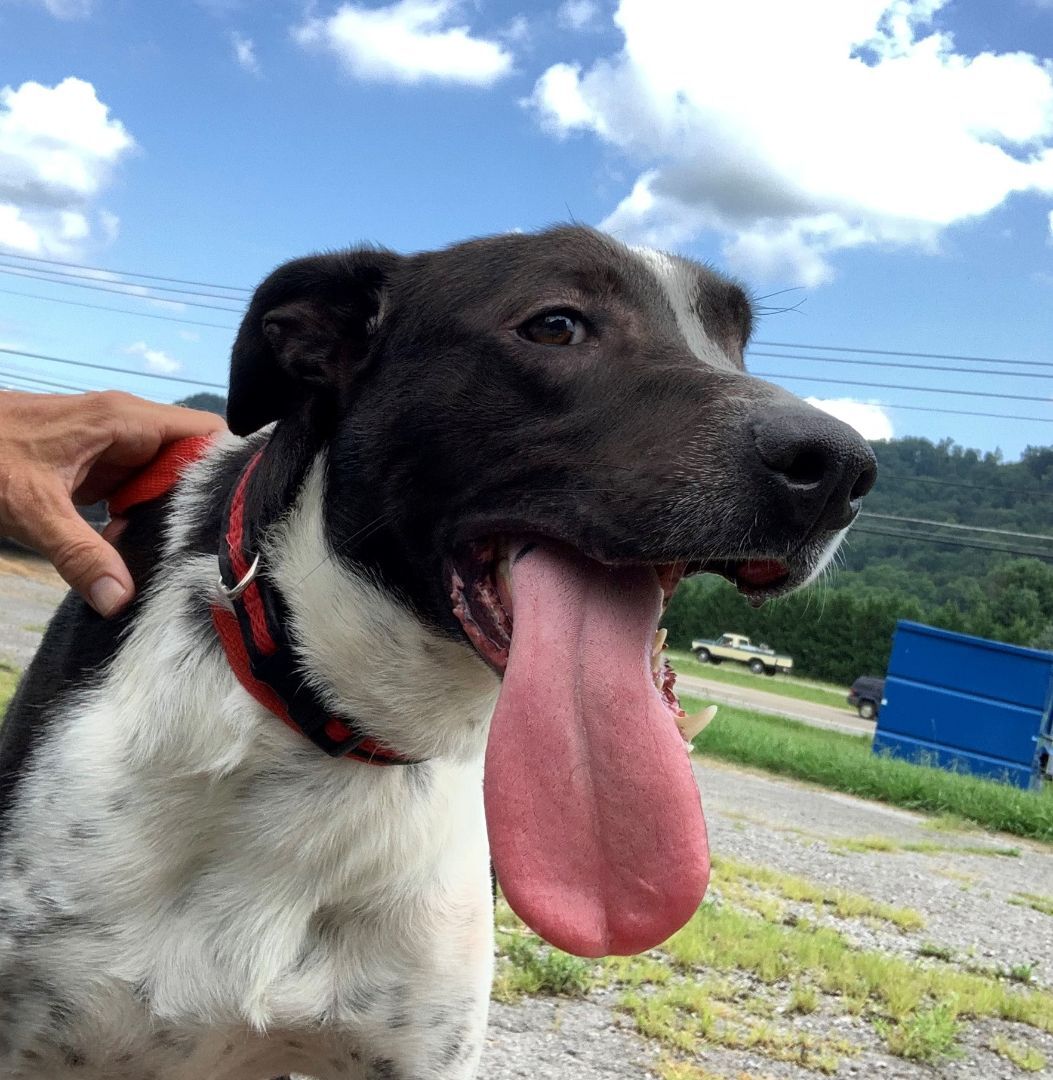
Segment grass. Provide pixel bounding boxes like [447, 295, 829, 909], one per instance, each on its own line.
[1011, 892, 1053, 918]
[668, 648, 850, 711]
[496, 864, 1053, 1074]
[686, 696, 1053, 844]
[990, 1035, 1047, 1072]
[829, 835, 1021, 858]
[875, 1001, 962, 1062]
[712, 854, 925, 931]
[0, 659, 19, 717]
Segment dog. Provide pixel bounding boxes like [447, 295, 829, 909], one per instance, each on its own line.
[0, 226, 875, 1079]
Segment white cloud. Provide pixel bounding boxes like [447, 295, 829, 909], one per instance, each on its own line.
[179, 330, 200, 342]
[31, 0, 92, 17]
[231, 31, 260, 74]
[806, 397, 894, 441]
[294, 0, 514, 86]
[557, 0, 600, 30]
[528, 0, 1053, 286]
[0, 76, 134, 253]
[126, 341, 181, 374]
[1048, 209, 1053, 241]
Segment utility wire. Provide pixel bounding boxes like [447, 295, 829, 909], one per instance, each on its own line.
[872, 402, 1053, 424]
[881, 473, 1050, 496]
[754, 340, 1053, 370]
[0, 248, 251, 294]
[0, 266, 244, 313]
[749, 350, 1053, 381]
[0, 286, 236, 330]
[860, 511, 1053, 543]
[0, 347, 227, 389]
[0, 260, 248, 303]
[753, 371, 1046, 403]
[852, 523, 1053, 561]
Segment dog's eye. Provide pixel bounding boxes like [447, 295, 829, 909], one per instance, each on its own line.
[518, 310, 589, 346]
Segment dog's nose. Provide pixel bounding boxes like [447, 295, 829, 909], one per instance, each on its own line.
[751, 406, 877, 533]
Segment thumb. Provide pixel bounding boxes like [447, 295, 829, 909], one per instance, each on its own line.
[24, 498, 135, 617]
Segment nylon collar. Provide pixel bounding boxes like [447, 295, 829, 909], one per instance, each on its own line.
[110, 435, 416, 767]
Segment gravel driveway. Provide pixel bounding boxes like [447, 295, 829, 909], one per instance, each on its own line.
[3, 553, 1052, 1078]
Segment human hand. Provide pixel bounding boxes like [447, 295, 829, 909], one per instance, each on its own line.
[0, 390, 226, 616]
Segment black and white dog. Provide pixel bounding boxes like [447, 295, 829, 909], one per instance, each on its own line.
[0, 227, 875, 1079]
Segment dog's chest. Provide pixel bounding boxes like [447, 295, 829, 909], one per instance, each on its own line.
[0, 640, 493, 1077]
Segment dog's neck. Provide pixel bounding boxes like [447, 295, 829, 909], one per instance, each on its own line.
[161, 434, 499, 768]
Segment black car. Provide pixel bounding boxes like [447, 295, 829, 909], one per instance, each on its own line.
[847, 676, 885, 720]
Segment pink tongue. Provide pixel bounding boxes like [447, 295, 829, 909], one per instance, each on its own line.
[483, 543, 710, 957]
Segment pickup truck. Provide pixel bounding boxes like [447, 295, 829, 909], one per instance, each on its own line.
[690, 633, 794, 676]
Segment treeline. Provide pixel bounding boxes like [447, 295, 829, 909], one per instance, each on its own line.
[665, 438, 1053, 685]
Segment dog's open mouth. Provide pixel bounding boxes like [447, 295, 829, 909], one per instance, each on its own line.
[447, 538, 789, 959]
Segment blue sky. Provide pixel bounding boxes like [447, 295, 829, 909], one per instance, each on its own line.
[0, 0, 1051, 458]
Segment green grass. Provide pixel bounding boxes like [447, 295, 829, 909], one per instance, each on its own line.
[1010, 892, 1053, 918]
[667, 648, 850, 711]
[686, 696, 1053, 844]
[0, 660, 19, 717]
[875, 1001, 963, 1062]
[990, 1035, 1047, 1072]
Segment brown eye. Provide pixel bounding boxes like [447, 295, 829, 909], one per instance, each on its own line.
[518, 309, 589, 346]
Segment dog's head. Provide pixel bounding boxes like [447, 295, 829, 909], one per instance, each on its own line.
[228, 225, 876, 958]
[230, 226, 875, 631]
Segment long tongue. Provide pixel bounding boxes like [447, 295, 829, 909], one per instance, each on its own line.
[484, 543, 710, 957]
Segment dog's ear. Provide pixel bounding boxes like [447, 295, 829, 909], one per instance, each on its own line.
[227, 248, 402, 436]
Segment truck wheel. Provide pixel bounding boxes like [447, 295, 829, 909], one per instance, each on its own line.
[764, 667, 777, 677]
[694, 648, 711, 663]
[859, 701, 876, 720]
[748, 659, 765, 675]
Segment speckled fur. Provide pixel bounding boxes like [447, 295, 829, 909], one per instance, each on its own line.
[0, 442, 496, 1079]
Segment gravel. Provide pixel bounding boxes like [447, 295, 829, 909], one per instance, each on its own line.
[4, 554, 1053, 1078]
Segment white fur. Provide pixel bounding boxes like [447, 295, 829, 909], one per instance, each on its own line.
[632, 247, 739, 370]
[0, 440, 496, 1079]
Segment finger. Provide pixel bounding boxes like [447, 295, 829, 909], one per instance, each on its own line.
[18, 498, 135, 617]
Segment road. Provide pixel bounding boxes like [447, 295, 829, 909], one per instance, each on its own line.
[676, 670, 876, 736]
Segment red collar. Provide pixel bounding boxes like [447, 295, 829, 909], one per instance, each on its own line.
[109, 435, 414, 767]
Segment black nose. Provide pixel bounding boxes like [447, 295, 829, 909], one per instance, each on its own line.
[751, 406, 877, 533]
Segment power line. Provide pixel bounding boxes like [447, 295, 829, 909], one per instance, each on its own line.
[750, 350, 1053, 381]
[860, 511, 1053, 543]
[754, 340, 1053, 370]
[881, 473, 1049, 496]
[853, 523, 1053, 561]
[0, 266, 244, 313]
[0, 248, 251, 294]
[0, 347, 227, 390]
[753, 371, 1046, 403]
[0, 260, 248, 304]
[873, 402, 1053, 423]
[0, 286, 236, 330]
[1, 370, 117, 395]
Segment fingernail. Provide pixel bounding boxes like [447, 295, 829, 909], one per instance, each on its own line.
[89, 575, 129, 617]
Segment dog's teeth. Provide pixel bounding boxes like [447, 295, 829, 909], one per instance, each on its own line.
[496, 557, 510, 583]
[652, 627, 668, 656]
[677, 705, 718, 744]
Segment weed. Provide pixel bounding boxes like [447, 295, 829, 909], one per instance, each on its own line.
[917, 942, 955, 962]
[1008, 963, 1036, 985]
[990, 1035, 1046, 1072]
[787, 983, 819, 1014]
[493, 932, 594, 1001]
[0, 660, 19, 717]
[1010, 893, 1053, 918]
[712, 854, 925, 932]
[875, 1001, 962, 1062]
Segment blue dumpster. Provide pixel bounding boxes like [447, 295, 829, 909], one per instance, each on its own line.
[873, 620, 1053, 789]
